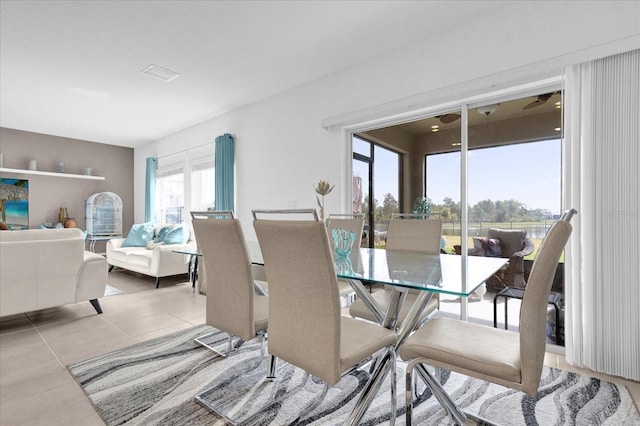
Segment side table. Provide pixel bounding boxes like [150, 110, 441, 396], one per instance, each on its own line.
[172, 248, 201, 293]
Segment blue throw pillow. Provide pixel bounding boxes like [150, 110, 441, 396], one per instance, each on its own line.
[162, 223, 190, 245]
[122, 222, 156, 247]
[481, 238, 502, 257]
[154, 226, 171, 244]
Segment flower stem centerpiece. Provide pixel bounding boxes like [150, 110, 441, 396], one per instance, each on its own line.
[314, 179, 334, 221]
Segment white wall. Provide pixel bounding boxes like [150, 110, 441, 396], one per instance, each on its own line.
[135, 1, 640, 241]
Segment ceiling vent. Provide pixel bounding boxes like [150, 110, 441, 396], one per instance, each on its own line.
[141, 64, 180, 82]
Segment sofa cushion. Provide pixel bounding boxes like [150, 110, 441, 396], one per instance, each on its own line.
[471, 237, 502, 257]
[154, 226, 172, 243]
[122, 222, 155, 247]
[481, 237, 502, 257]
[163, 223, 190, 245]
[110, 247, 153, 268]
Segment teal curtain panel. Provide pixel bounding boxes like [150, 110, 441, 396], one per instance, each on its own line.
[145, 157, 157, 222]
[214, 133, 235, 212]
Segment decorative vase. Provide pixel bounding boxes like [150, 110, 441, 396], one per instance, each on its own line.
[332, 228, 356, 257]
[64, 218, 77, 228]
[58, 207, 68, 224]
[334, 256, 355, 275]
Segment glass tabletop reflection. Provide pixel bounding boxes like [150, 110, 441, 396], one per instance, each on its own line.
[336, 248, 507, 297]
[248, 241, 507, 298]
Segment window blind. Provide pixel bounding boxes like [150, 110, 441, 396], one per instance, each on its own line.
[564, 48, 639, 381]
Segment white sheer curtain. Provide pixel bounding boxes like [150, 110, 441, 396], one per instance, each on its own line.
[564, 49, 640, 381]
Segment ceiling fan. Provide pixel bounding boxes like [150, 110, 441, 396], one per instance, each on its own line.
[437, 113, 461, 124]
[523, 92, 560, 110]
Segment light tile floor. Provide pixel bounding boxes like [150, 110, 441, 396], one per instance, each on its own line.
[1, 271, 638, 425]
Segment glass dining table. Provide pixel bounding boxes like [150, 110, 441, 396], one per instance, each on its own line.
[331, 248, 508, 424]
[248, 243, 508, 425]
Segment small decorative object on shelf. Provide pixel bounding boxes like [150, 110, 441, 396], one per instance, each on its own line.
[64, 218, 77, 228]
[57, 162, 65, 173]
[84, 167, 92, 176]
[0, 153, 4, 168]
[28, 160, 37, 171]
[58, 207, 68, 224]
[314, 179, 334, 221]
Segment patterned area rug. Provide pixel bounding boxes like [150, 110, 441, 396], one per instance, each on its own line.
[67, 325, 640, 425]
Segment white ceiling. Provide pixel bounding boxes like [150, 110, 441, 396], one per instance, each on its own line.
[0, 1, 499, 148]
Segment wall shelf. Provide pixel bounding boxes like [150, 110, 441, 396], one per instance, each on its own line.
[0, 167, 105, 181]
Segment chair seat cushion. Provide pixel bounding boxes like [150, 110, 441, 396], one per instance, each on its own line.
[340, 317, 396, 373]
[349, 289, 439, 325]
[399, 317, 521, 384]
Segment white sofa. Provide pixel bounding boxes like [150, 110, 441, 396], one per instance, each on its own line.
[0, 228, 108, 317]
[106, 224, 196, 288]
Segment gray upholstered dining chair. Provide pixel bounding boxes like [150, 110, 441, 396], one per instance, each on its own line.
[349, 217, 443, 328]
[253, 217, 398, 424]
[190, 210, 233, 220]
[399, 209, 576, 425]
[191, 218, 268, 358]
[189, 210, 234, 295]
[326, 213, 365, 304]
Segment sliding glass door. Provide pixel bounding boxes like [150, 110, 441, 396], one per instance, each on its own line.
[351, 88, 565, 344]
[352, 135, 401, 248]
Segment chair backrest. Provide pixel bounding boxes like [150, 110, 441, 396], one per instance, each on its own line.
[252, 208, 318, 221]
[385, 217, 443, 253]
[254, 219, 342, 384]
[190, 210, 234, 220]
[487, 228, 527, 257]
[518, 210, 575, 395]
[192, 218, 256, 341]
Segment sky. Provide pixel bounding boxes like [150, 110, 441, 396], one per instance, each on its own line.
[361, 139, 562, 215]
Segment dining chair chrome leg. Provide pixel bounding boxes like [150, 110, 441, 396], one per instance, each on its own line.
[267, 354, 278, 381]
[194, 332, 245, 358]
[413, 365, 444, 399]
[390, 349, 397, 425]
[406, 362, 415, 426]
[408, 360, 467, 425]
[195, 354, 272, 420]
[435, 366, 444, 383]
[289, 377, 329, 424]
[413, 370, 426, 400]
[258, 331, 267, 357]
